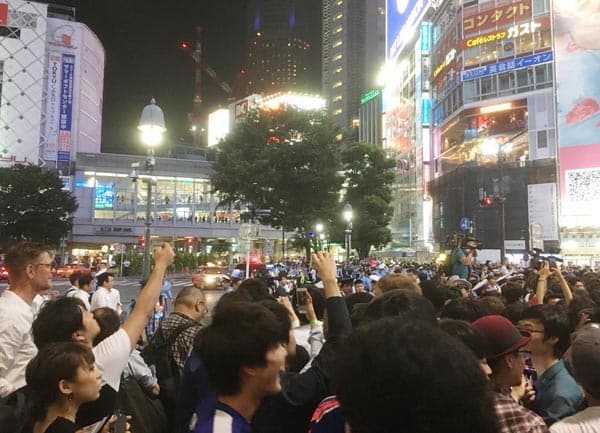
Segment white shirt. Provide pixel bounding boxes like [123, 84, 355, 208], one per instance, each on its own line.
[550, 407, 600, 433]
[90, 286, 122, 315]
[66, 286, 92, 311]
[93, 328, 131, 391]
[0, 290, 38, 397]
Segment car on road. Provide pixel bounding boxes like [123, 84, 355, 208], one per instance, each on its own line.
[191, 264, 227, 290]
[0, 266, 9, 282]
[54, 264, 92, 278]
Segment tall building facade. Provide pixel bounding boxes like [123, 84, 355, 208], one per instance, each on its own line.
[244, 0, 321, 95]
[322, 0, 385, 133]
[0, 0, 104, 171]
[428, 0, 560, 262]
[382, 1, 433, 253]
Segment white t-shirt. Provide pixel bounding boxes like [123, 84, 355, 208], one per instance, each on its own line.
[90, 286, 122, 315]
[93, 328, 131, 391]
[550, 407, 600, 433]
[66, 286, 92, 311]
[0, 290, 38, 396]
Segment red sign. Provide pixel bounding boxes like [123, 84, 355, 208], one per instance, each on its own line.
[0, 3, 8, 26]
[463, 0, 532, 35]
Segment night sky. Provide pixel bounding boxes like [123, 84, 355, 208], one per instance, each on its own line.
[39, 0, 250, 154]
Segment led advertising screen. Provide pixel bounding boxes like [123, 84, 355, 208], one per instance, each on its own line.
[386, 0, 431, 61]
[553, 0, 600, 227]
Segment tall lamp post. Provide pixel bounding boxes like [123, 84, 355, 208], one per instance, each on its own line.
[138, 98, 166, 282]
[343, 202, 353, 263]
[315, 223, 324, 250]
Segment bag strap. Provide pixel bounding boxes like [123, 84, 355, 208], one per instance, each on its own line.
[165, 321, 197, 347]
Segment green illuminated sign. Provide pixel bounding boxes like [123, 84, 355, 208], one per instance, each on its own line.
[360, 89, 380, 105]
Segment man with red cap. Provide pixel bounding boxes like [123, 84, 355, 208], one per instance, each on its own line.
[473, 315, 549, 433]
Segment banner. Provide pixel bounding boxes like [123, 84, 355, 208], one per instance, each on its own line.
[387, 0, 431, 61]
[57, 54, 74, 163]
[43, 52, 62, 160]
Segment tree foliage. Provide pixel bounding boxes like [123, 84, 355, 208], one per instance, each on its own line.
[211, 108, 344, 243]
[0, 165, 78, 247]
[337, 143, 395, 258]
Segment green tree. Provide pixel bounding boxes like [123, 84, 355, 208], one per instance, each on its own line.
[211, 108, 344, 257]
[336, 143, 395, 258]
[0, 165, 78, 247]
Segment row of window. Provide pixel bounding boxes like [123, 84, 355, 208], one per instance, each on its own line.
[433, 63, 553, 125]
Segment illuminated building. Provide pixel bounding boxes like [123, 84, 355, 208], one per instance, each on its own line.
[426, 0, 558, 262]
[0, 0, 104, 170]
[70, 152, 286, 259]
[244, 0, 321, 95]
[322, 0, 385, 132]
[382, 1, 433, 253]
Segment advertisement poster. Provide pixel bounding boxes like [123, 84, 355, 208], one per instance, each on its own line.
[43, 52, 62, 160]
[386, 0, 431, 61]
[57, 54, 74, 163]
[553, 0, 600, 226]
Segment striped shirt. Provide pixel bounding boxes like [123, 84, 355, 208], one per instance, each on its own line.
[193, 398, 252, 433]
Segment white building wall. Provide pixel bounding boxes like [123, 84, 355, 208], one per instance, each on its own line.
[0, 0, 48, 166]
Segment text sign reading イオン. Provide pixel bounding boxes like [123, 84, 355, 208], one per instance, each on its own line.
[461, 50, 553, 81]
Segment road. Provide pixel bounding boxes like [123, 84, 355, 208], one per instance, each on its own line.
[0, 274, 223, 307]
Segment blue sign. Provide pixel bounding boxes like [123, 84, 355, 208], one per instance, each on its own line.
[461, 51, 554, 81]
[420, 21, 431, 52]
[387, 0, 431, 61]
[421, 97, 431, 126]
[95, 182, 114, 209]
[306, 230, 314, 238]
[57, 53, 75, 163]
[459, 217, 471, 231]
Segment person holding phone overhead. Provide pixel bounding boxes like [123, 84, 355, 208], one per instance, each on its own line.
[26, 341, 130, 433]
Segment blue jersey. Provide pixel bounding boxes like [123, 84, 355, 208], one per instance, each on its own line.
[193, 397, 252, 433]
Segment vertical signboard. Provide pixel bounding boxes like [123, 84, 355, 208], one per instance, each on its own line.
[44, 18, 81, 164]
[58, 54, 74, 163]
[43, 53, 62, 161]
[553, 0, 600, 228]
[527, 183, 559, 240]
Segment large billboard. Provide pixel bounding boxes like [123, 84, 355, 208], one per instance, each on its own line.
[553, 0, 600, 228]
[386, 0, 431, 61]
[43, 18, 82, 165]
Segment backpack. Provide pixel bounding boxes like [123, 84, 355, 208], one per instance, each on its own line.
[0, 386, 34, 433]
[140, 322, 196, 422]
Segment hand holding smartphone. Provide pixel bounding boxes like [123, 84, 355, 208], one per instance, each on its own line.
[296, 287, 308, 314]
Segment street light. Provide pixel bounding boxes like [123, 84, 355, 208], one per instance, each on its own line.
[343, 202, 353, 263]
[138, 98, 166, 282]
[315, 223, 324, 250]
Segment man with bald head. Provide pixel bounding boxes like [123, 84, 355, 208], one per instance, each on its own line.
[161, 285, 207, 372]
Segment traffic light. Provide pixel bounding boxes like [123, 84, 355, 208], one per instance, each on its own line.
[480, 196, 494, 207]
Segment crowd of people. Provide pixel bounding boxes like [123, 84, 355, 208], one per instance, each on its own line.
[1, 239, 600, 433]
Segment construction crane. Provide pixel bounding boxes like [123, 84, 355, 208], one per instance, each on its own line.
[180, 27, 248, 132]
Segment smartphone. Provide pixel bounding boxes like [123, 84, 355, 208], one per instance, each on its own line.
[296, 287, 308, 314]
[111, 413, 127, 433]
[524, 367, 537, 384]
